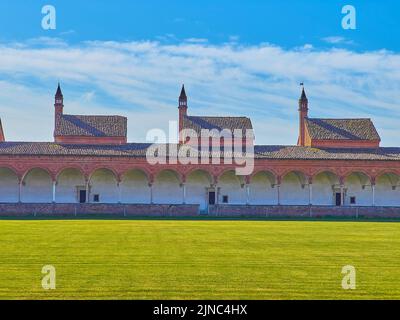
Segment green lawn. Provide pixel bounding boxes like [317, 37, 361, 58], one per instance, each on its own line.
[0, 220, 400, 299]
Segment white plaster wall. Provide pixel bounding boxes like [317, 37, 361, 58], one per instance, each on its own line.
[218, 171, 246, 204]
[280, 172, 309, 205]
[375, 175, 400, 206]
[121, 170, 150, 204]
[312, 174, 336, 206]
[249, 172, 277, 205]
[0, 168, 19, 203]
[56, 169, 85, 203]
[153, 170, 182, 204]
[89, 169, 118, 203]
[186, 171, 211, 210]
[345, 174, 373, 206]
[21, 169, 52, 203]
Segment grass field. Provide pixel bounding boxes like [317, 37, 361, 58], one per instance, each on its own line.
[0, 219, 400, 299]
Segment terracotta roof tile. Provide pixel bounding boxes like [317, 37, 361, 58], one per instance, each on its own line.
[305, 118, 380, 141]
[55, 115, 127, 137]
[0, 142, 399, 161]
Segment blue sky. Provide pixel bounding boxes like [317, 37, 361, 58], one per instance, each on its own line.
[0, 0, 399, 145]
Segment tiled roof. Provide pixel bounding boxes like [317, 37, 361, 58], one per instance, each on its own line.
[182, 116, 253, 137]
[0, 142, 399, 161]
[305, 118, 380, 141]
[55, 115, 127, 137]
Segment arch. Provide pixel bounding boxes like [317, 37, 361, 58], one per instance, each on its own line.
[120, 169, 150, 204]
[55, 166, 85, 181]
[21, 168, 53, 203]
[312, 170, 341, 206]
[153, 169, 182, 204]
[344, 171, 372, 206]
[89, 168, 119, 203]
[250, 170, 276, 185]
[89, 167, 119, 183]
[121, 167, 151, 182]
[185, 169, 214, 210]
[375, 172, 400, 206]
[56, 168, 86, 203]
[0, 167, 19, 203]
[154, 168, 183, 184]
[218, 170, 246, 204]
[22, 166, 54, 183]
[249, 171, 277, 205]
[280, 170, 309, 205]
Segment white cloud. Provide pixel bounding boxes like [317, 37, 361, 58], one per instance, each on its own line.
[322, 36, 354, 45]
[0, 39, 399, 146]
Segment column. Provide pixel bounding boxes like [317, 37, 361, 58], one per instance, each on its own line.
[52, 180, 56, 203]
[308, 178, 313, 206]
[86, 179, 90, 203]
[149, 183, 153, 204]
[372, 182, 376, 207]
[117, 182, 122, 204]
[182, 183, 186, 204]
[18, 179, 22, 203]
[340, 184, 344, 206]
[277, 184, 281, 205]
[246, 184, 250, 205]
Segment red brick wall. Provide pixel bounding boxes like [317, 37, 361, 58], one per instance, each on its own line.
[54, 135, 127, 145]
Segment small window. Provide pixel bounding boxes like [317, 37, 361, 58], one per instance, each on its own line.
[93, 194, 100, 203]
[222, 195, 229, 204]
[350, 196, 356, 205]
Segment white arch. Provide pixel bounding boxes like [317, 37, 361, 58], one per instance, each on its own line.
[21, 168, 52, 203]
[56, 168, 86, 203]
[89, 168, 118, 203]
[153, 170, 181, 204]
[313, 171, 340, 206]
[280, 171, 309, 205]
[120, 169, 150, 204]
[186, 170, 213, 210]
[218, 170, 246, 205]
[344, 172, 372, 206]
[0, 168, 19, 203]
[249, 171, 277, 205]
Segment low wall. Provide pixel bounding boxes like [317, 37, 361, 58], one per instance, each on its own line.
[208, 205, 400, 219]
[0, 203, 200, 217]
[1, 203, 400, 219]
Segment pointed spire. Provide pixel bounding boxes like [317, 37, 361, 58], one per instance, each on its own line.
[55, 82, 63, 98]
[179, 84, 187, 100]
[299, 83, 307, 101]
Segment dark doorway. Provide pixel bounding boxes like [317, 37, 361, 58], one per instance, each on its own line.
[335, 193, 342, 206]
[208, 191, 216, 205]
[79, 190, 87, 203]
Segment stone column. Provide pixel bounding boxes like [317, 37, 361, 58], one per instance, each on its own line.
[182, 183, 186, 204]
[308, 177, 313, 206]
[149, 183, 154, 204]
[85, 179, 90, 203]
[372, 179, 376, 207]
[340, 184, 344, 206]
[277, 184, 281, 205]
[18, 179, 22, 203]
[52, 180, 56, 203]
[245, 184, 250, 205]
[117, 182, 122, 204]
[276, 176, 281, 205]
